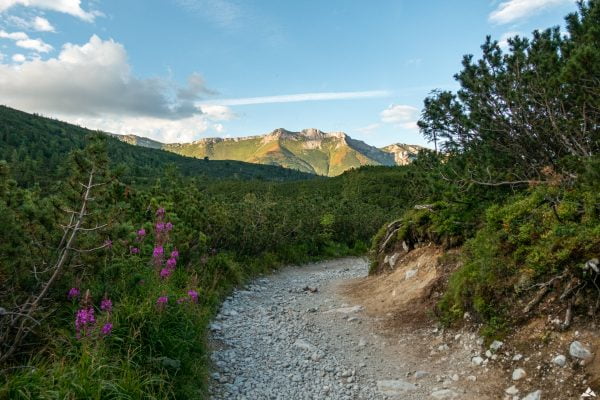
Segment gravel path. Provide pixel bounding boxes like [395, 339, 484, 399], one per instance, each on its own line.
[208, 257, 496, 400]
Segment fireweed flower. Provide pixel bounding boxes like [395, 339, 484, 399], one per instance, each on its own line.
[165, 222, 173, 231]
[130, 247, 140, 254]
[171, 250, 179, 259]
[153, 246, 164, 258]
[159, 268, 172, 279]
[75, 307, 95, 338]
[166, 257, 177, 269]
[137, 228, 146, 237]
[100, 298, 112, 312]
[156, 296, 168, 310]
[155, 222, 165, 232]
[101, 323, 113, 336]
[156, 207, 165, 217]
[67, 287, 80, 300]
[187, 290, 199, 303]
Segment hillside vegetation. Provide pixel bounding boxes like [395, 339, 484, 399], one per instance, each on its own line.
[0, 106, 313, 187]
[371, 1, 600, 339]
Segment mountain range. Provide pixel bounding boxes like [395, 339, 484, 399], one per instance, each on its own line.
[116, 128, 424, 176]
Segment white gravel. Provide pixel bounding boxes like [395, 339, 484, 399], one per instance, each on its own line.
[208, 257, 488, 399]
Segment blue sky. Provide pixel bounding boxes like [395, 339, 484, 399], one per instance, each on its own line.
[0, 0, 579, 147]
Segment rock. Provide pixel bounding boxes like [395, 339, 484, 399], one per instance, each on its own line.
[438, 344, 449, 351]
[293, 339, 317, 352]
[512, 354, 523, 361]
[414, 370, 429, 379]
[512, 368, 526, 381]
[405, 269, 417, 279]
[211, 372, 221, 380]
[431, 388, 459, 399]
[210, 323, 222, 332]
[466, 375, 477, 382]
[570, 341, 593, 360]
[505, 385, 519, 395]
[490, 340, 503, 352]
[522, 390, 542, 400]
[552, 354, 566, 367]
[585, 258, 599, 273]
[389, 252, 400, 267]
[472, 356, 484, 365]
[325, 305, 363, 314]
[485, 350, 492, 358]
[358, 338, 367, 347]
[340, 370, 353, 378]
[376, 380, 417, 395]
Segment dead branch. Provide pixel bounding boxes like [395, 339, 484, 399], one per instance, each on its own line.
[0, 167, 97, 363]
[523, 286, 550, 313]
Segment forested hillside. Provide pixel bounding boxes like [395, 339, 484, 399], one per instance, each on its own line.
[0, 106, 313, 187]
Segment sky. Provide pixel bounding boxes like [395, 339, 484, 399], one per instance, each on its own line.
[0, 0, 580, 147]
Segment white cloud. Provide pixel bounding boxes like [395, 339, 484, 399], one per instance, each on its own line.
[213, 123, 225, 133]
[7, 15, 55, 32]
[67, 114, 211, 143]
[205, 90, 391, 106]
[33, 16, 54, 32]
[0, 0, 99, 22]
[0, 35, 210, 119]
[0, 35, 224, 142]
[0, 29, 52, 52]
[489, 0, 574, 24]
[16, 37, 52, 52]
[498, 31, 521, 50]
[0, 29, 27, 40]
[199, 104, 235, 121]
[380, 104, 419, 130]
[11, 52, 24, 62]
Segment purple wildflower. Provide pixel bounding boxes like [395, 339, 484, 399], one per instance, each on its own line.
[156, 207, 165, 217]
[130, 247, 140, 254]
[101, 323, 113, 336]
[153, 246, 164, 258]
[166, 257, 177, 269]
[187, 290, 199, 303]
[137, 228, 146, 237]
[100, 298, 112, 312]
[156, 296, 168, 309]
[171, 249, 179, 259]
[155, 222, 165, 232]
[75, 307, 95, 338]
[165, 222, 173, 231]
[67, 287, 80, 300]
[159, 268, 172, 279]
